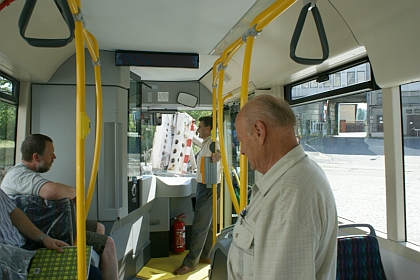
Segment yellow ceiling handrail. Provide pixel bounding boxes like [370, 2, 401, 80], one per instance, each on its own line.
[211, 0, 298, 215]
[253, 0, 296, 32]
[238, 0, 297, 212]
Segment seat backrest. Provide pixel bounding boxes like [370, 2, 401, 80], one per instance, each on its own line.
[336, 223, 387, 280]
[11, 194, 75, 250]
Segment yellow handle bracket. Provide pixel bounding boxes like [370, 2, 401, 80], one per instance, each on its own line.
[79, 111, 90, 140]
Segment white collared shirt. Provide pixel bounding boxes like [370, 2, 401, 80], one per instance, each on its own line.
[227, 144, 338, 279]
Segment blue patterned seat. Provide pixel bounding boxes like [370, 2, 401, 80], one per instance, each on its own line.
[336, 224, 387, 280]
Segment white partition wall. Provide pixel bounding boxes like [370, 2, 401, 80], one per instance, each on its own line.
[31, 50, 130, 222]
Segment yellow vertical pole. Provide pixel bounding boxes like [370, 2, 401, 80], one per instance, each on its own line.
[239, 34, 254, 212]
[72, 0, 87, 279]
[238, 0, 297, 212]
[213, 44, 241, 215]
[211, 65, 218, 246]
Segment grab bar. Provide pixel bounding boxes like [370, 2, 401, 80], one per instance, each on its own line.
[18, 0, 74, 47]
[290, 1, 329, 65]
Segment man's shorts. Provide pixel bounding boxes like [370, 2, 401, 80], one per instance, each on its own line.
[85, 220, 108, 255]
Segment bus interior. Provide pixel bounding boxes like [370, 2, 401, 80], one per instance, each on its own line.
[1, 0, 420, 279]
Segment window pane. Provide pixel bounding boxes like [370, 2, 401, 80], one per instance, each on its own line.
[347, 72, 355, 85]
[292, 90, 387, 235]
[290, 62, 371, 100]
[0, 101, 17, 169]
[0, 75, 13, 96]
[401, 81, 420, 246]
[127, 110, 142, 177]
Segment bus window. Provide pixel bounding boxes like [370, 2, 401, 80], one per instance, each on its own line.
[401, 81, 420, 246]
[0, 73, 18, 174]
[291, 90, 387, 235]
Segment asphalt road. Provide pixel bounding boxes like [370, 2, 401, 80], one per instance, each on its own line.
[302, 134, 420, 246]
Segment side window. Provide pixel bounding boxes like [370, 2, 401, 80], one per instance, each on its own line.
[287, 60, 387, 236]
[291, 91, 386, 236]
[401, 81, 420, 246]
[0, 73, 18, 175]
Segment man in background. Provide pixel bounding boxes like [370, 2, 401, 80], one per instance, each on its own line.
[174, 116, 221, 275]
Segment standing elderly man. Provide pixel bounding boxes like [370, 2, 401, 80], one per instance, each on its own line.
[1, 134, 117, 280]
[227, 95, 337, 279]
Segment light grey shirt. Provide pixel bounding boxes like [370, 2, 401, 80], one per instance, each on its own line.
[227, 144, 338, 280]
[1, 162, 50, 196]
[196, 136, 221, 184]
[0, 189, 25, 247]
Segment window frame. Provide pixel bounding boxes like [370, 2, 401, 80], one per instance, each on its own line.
[0, 71, 19, 168]
[285, 57, 379, 106]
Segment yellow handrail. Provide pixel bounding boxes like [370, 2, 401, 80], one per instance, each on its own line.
[210, 0, 298, 220]
[83, 30, 103, 217]
[212, 38, 242, 87]
[212, 39, 243, 245]
[211, 63, 218, 246]
[72, 1, 88, 277]
[67, 0, 104, 279]
[252, 0, 296, 32]
[238, 0, 297, 212]
[212, 58, 240, 216]
[238, 34, 254, 211]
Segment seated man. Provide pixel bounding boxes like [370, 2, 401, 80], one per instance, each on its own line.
[0, 188, 102, 279]
[1, 134, 117, 280]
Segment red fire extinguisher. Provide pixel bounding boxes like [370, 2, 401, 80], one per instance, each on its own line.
[173, 213, 186, 253]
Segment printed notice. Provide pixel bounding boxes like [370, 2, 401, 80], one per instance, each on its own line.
[158, 91, 169, 102]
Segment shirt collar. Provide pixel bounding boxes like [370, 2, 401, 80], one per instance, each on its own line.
[202, 136, 212, 144]
[253, 144, 307, 196]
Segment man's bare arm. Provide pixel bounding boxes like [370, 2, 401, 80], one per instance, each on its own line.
[38, 182, 76, 200]
[9, 207, 68, 252]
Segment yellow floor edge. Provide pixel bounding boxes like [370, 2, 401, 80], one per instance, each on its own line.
[136, 250, 210, 280]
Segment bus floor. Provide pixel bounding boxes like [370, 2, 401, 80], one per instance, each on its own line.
[136, 250, 211, 279]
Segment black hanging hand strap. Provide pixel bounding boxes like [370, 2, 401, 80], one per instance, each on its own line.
[290, 2, 329, 65]
[18, 0, 75, 47]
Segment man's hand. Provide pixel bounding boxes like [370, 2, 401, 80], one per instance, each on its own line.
[42, 235, 69, 253]
[212, 151, 221, 163]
